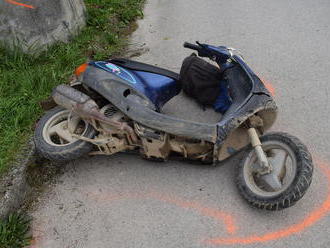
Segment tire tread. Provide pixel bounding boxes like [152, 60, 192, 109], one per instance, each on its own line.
[236, 132, 313, 210]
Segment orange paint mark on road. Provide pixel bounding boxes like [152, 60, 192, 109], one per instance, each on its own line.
[88, 191, 237, 235]
[29, 223, 46, 248]
[260, 77, 276, 96]
[5, 0, 35, 9]
[205, 159, 330, 245]
[149, 192, 237, 234]
[30, 158, 330, 247]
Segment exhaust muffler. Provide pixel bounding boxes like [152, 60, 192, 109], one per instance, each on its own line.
[52, 84, 137, 143]
[52, 84, 98, 117]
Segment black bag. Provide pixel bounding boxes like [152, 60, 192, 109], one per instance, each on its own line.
[179, 54, 222, 106]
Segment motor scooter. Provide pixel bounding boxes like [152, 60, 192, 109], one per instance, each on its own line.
[34, 42, 313, 210]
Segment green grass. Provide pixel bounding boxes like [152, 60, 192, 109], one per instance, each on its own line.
[0, 0, 144, 174]
[0, 213, 31, 248]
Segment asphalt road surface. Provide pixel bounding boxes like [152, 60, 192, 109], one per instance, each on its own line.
[31, 0, 330, 247]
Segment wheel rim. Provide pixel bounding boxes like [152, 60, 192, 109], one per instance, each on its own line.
[42, 109, 88, 147]
[243, 140, 297, 197]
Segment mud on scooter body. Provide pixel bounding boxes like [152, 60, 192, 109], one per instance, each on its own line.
[34, 41, 313, 210]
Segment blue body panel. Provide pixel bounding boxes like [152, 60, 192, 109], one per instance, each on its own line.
[91, 61, 179, 110]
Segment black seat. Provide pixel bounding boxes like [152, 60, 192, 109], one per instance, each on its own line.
[109, 58, 180, 81]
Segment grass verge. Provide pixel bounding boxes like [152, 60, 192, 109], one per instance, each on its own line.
[0, 0, 145, 174]
[0, 213, 31, 248]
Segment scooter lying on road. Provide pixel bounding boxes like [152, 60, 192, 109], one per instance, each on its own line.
[34, 42, 313, 210]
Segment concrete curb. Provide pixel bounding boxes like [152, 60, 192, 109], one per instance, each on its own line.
[0, 137, 36, 220]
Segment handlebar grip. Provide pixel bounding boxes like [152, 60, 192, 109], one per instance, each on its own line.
[183, 42, 201, 51]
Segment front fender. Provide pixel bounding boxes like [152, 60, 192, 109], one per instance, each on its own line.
[216, 94, 277, 161]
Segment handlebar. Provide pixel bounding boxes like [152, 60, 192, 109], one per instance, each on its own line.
[183, 41, 233, 65]
[183, 41, 210, 58]
[183, 42, 201, 51]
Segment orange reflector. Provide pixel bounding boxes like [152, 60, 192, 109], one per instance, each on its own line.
[75, 63, 88, 77]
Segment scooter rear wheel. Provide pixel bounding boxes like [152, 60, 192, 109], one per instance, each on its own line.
[236, 132, 313, 210]
[34, 106, 96, 162]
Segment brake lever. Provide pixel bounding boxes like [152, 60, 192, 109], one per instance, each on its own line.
[195, 41, 209, 57]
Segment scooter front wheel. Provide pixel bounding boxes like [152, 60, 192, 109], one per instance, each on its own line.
[236, 132, 313, 210]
